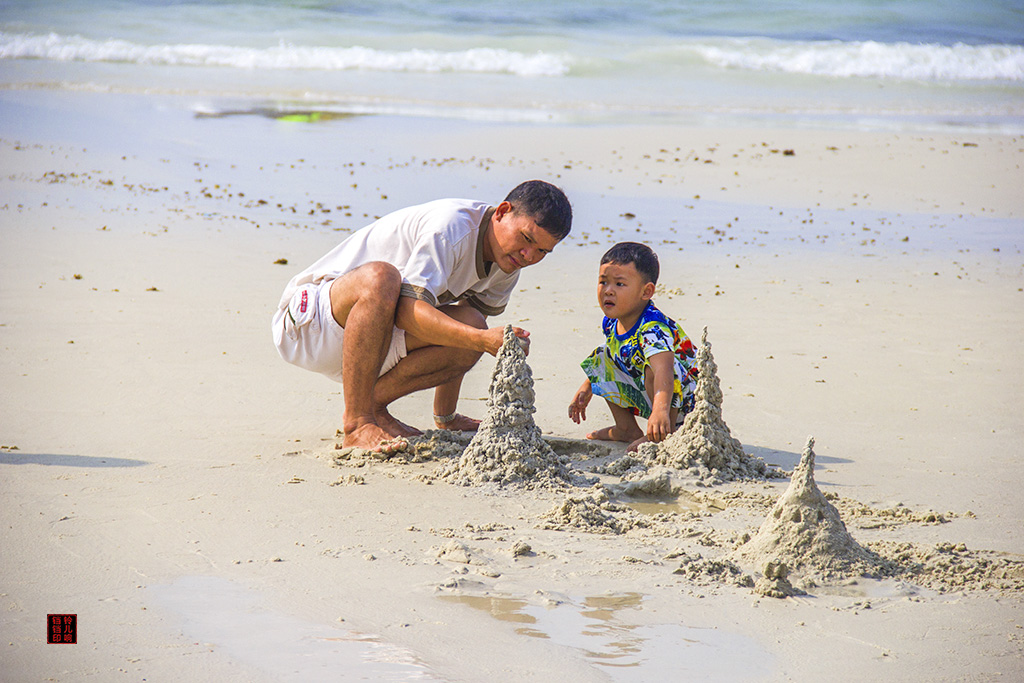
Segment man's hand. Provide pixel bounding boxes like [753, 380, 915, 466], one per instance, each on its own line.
[481, 326, 530, 356]
[568, 381, 592, 424]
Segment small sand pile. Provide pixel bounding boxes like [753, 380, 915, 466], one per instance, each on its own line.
[611, 468, 679, 498]
[753, 560, 806, 598]
[870, 541, 1024, 593]
[668, 551, 753, 588]
[334, 429, 469, 466]
[540, 489, 649, 535]
[434, 540, 475, 565]
[618, 327, 779, 485]
[838, 498, 957, 529]
[408, 430, 473, 461]
[594, 453, 647, 477]
[437, 326, 577, 489]
[731, 437, 889, 583]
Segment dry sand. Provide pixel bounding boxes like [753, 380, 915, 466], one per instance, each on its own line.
[1, 91, 1023, 681]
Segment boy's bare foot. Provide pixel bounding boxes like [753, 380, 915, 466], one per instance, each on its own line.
[586, 425, 644, 443]
[626, 436, 649, 452]
[434, 413, 480, 431]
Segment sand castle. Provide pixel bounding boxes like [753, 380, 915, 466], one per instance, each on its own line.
[631, 327, 777, 484]
[731, 436, 887, 583]
[437, 325, 576, 488]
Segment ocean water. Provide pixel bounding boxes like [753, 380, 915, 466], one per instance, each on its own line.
[1, 0, 1023, 131]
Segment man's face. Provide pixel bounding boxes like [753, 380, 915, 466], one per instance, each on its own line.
[486, 201, 561, 274]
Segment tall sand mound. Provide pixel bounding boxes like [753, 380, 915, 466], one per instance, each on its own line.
[634, 327, 779, 484]
[731, 436, 889, 581]
[437, 326, 576, 489]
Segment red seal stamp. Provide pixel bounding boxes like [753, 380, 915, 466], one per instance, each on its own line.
[47, 614, 77, 644]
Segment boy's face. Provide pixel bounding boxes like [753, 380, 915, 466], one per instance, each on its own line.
[597, 261, 655, 321]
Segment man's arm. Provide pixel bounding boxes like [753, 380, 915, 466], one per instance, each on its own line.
[396, 297, 525, 356]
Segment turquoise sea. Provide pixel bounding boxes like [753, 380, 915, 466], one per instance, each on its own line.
[2, 0, 1023, 131]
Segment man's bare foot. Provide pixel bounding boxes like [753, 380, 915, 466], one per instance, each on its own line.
[375, 410, 422, 438]
[434, 413, 480, 431]
[376, 436, 409, 455]
[343, 422, 395, 450]
[586, 425, 644, 443]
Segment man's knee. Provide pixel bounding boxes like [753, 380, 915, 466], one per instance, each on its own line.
[356, 262, 402, 299]
[451, 345, 484, 374]
[330, 262, 402, 326]
[443, 303, 487, 330]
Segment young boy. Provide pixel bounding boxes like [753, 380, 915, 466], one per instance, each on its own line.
[568, 242, 698, 451]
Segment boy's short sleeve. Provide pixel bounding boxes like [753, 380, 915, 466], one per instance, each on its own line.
[639, 319, 675, 360]
[601, 316, 615, 338]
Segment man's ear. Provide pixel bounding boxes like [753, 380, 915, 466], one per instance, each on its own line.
[494, 200, 513, 220]
[642, 281, 656, 300]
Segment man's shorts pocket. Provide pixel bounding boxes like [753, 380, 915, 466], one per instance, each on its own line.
[283, 284, 321, 340]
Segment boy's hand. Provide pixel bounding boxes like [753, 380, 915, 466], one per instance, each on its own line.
[568, 381, 592, 424]
[647, 409, 672, 443]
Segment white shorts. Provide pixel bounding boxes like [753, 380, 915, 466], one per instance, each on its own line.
[272, 278, 407, 383]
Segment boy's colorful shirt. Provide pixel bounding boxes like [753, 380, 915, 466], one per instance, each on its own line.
[581, 301, 698, 420]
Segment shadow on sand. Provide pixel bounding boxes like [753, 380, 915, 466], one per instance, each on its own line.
[744, 444, 852, 472]
[0, 452, 148, 468]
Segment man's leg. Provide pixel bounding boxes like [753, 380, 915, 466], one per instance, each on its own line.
[328, 262, 403, 449]
[431, 305, 486, 430]
[372, 303, 487, 432]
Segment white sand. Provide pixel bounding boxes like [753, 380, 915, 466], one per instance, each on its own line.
[2, 91, 1023, 681]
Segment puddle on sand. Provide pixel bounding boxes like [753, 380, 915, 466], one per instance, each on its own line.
[621, 490, 727, 516]
[812, 578, 936, 600]
[439, 592, 772, 681]
[151, 576, 443, 682]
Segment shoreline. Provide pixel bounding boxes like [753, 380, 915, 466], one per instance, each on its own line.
[2, 89, 1022, 681]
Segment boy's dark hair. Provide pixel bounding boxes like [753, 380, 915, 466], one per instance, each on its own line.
[601, 242, 660, 285]
[504, 180, 572, 240]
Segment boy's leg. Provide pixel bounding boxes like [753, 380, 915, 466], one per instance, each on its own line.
[328, 262, 403, 449]
[587, 400, 644, 444]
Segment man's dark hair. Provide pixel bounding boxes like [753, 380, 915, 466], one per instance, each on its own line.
[601, 241, 660, 285]
[504, 180, 572, 240]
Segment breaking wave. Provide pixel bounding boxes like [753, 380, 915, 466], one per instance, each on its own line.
[693, 39, 1024, 81]
[0, 32, 570, 77]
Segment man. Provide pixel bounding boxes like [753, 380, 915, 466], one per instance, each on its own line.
[272, 180, 572, 451]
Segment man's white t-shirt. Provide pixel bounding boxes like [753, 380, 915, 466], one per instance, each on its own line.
[277, 199, 519, 317]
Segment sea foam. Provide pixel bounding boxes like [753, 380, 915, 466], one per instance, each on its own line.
[694, 39, 1024, 81]
[0, 32, 570, 77]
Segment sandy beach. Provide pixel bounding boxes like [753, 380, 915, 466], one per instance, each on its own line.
[2, 90, 1023, 681]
